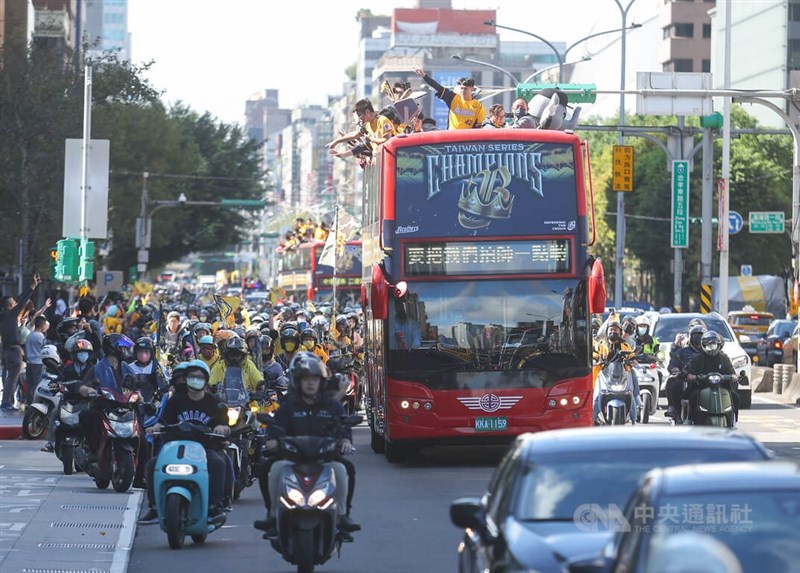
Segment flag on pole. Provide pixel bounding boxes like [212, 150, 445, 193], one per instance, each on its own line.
[214, 294, 241, 327]
[180, 288, 196, 306]
[318, 205, 360, 268]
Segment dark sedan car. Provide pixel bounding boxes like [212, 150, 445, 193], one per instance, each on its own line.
[450, 427, 772, 573]
[759, 319, 797, 367]
[569, 461, 800, 573]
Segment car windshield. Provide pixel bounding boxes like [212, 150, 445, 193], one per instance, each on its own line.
[514, 448, 765, 523]
[653, 316, 734, 344]
[645, 491, 800, 572]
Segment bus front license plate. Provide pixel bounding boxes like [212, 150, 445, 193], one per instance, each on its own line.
[474, 417, 508, 432]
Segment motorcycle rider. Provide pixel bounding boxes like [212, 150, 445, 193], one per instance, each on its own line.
[139, 359, 230, 524]
[254, 352, 359, 538]
[301, 328, 329, 363]
[128, 337, 168, 402]
[77, 334, 136, 461]
[63, 338, 96, 381]
[209, 335, 264, 393]
[260, 334, 286, 391]
[275, 323, 301, 371]
[634, 315, 660, 356]
[686, 331, 740, 425]
[665, 322, 707, 419]
[244, 328, 263, 370]
[592, 320, 636, 424]
[198, 335, 222, 370]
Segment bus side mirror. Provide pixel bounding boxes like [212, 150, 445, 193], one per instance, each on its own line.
[371, 263, 389, 320]
[588, 258, 606, 314]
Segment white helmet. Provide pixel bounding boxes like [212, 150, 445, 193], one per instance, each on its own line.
[635, 315, 650, 327]
[41, 345, 61, 366]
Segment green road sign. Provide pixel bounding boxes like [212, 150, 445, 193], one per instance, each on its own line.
[516, 83, 597, 103]
[671, 160, 690, 248]
[748, 211, 784, 234]
[220, 199, 266, 208]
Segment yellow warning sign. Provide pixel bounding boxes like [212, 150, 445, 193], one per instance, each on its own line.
[612, 145, 634, 192]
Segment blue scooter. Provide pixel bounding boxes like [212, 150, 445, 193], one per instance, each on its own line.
[153, 422, 228, 549]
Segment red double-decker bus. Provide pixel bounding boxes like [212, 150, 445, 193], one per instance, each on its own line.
[277, 240, 362, 308]
[361, 128, 602, 462]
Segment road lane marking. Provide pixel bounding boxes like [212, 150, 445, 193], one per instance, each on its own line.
[110, 490, 141, 573]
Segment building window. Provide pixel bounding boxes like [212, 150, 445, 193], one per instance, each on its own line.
[702, 59, 711, 73]
[673, 23, 694, 38]
[703, 23, 711, 38]
[791, 2, 800, 21]
[667, 59, 694, 72]
[789, 39, 800, 70]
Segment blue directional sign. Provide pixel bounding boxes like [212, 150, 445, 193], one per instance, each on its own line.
[729, 210, 743, 235]
[740, 264, 753, 277]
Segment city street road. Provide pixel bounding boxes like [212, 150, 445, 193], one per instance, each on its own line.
[127, 398, 799, 573]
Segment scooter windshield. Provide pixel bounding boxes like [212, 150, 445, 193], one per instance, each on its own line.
[223, 367, 248, 406]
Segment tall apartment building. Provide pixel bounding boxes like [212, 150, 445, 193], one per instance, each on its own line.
[660, 0, 715, 74]
[356, 12, 391, 101]
[85, 0, 130, 61]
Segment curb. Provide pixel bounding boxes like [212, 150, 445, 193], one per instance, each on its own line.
[0, 425, 23, 440]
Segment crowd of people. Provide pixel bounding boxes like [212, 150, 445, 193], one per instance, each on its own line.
[0, 275, 365, 538]
[325, 71, 560, 166]
[275, 216, 331, 253]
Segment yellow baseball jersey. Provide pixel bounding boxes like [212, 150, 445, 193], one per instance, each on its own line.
[447, 96, 486, 130]
[366, 115, 396, 143]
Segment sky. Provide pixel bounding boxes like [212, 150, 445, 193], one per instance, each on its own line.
[127, 0, 655, 126]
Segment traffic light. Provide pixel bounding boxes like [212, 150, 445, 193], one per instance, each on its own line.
[78, 238, 95, 282]
[700, 112, 723, 129]
[49, 246, 59, 279]
[56, 238, 79, 282]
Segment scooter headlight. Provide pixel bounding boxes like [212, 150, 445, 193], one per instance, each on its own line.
[609, 382, 628, 392]
[164, 464, 195, 476]
[227, 406, 242, 426]
[284, 487, 305, 507]
[707, 374, 722, 385]
[108, 419, 135, 438]
[307, 489, 333, 508]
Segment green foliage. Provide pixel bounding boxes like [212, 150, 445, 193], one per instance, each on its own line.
[581, 107, 793, 308]
[0, 43, 267, 280]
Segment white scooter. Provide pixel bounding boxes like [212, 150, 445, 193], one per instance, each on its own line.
[594, 355, 635, 425]
[22, 346, 63, 440]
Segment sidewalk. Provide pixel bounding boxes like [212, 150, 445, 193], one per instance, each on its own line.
[0, 440, 142, 573]
[0, 408, 23, 441]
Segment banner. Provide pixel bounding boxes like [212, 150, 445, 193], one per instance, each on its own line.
[214, 294, 241, 327]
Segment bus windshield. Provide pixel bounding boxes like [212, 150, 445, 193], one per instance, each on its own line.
[387, 279, 590, 390]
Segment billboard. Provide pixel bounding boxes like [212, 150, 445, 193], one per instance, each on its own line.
[393, 140, 578, 238]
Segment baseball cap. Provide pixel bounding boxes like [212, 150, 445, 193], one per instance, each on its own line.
[456, 77, 475, 87]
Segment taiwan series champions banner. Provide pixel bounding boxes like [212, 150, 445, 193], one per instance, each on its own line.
[393, 141, 579, 238]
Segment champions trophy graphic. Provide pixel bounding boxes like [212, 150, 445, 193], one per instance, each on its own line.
[457, 167, 515, 229]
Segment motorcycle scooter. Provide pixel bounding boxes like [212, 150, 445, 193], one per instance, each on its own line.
[219, 367, 256, 500]
[594, 355, 635, 426]
[633, 353, 660, 424]
[152, 422, 228, 549]
[53, 380, 90, 474]
[22, 367, 62, 440]
[259, 414, 362, 573]
[689, 372, 739, 428]
[74, 388, 141, 492]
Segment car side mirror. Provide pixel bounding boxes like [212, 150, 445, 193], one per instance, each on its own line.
[568, 556, 615, 573]
[738, 334, 752, 343]
[450, 497, 485, 531]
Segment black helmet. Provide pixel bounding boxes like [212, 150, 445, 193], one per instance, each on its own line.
[606, 320, 622, 341]
[102, 333, 134, 360]
[134, 337, 155, 352]
[222, 335, 247, 356]
[260, 334, 274, 352]
[289, 351, 329, 387]
[279, 324, 300, 345]
[300, 328, 317, 343]
[701, 331, 723, 356]
[335, 314, 348, 329]
[689, 323, 708, 348]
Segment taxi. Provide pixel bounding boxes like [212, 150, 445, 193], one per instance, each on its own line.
[727, 306, 774, 363]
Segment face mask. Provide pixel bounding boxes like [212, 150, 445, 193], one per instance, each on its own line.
[186, 376, 206, 391]
[608, 331, 621, 343]
[76, 352, 89, 363]
[637, 327, 648, 336]
[302, 340, 315, 350]
[690, 335, 703, 348]
[283, 341, 297, 353]
[513, 107, 527, 119]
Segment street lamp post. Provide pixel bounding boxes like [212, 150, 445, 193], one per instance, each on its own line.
[451, 54, 518, 86]
[483, 19, 641, 83]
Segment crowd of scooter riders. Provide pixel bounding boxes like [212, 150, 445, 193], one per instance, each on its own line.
[592, 311, 741, 428]
[6, 277, 365, 557]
